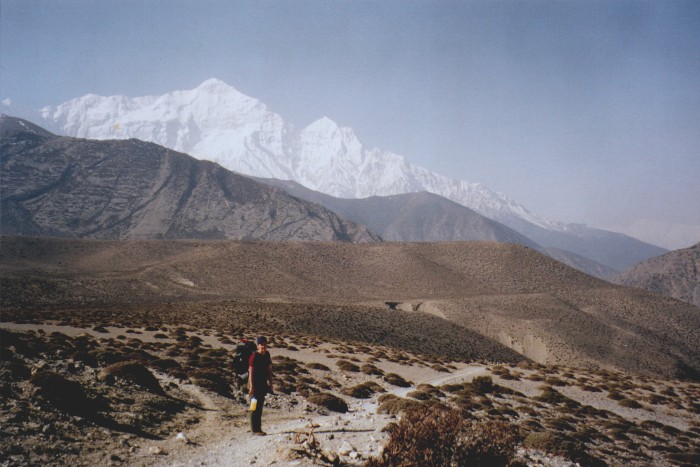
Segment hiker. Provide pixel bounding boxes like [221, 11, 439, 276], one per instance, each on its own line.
[249, 336, 273, 435]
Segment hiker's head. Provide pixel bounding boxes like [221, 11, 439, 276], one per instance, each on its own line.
[256, 336, 268, 351]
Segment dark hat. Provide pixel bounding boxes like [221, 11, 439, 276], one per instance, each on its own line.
[256, 336, 268, 344]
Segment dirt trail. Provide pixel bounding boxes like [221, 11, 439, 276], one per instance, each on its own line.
[137, 357, 489, 466]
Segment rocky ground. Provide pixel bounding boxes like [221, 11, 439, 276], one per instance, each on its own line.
[1, 308, 698, 466]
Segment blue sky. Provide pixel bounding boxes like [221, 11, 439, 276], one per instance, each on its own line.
[2, 0, 699, 248]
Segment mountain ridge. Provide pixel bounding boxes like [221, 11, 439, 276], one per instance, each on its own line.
[17, 79, 668, 268]
[0, 115, 380, 243]
[614, 242, 700, 307]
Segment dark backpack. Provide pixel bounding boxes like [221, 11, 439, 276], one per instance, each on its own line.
[232, 339, 258, 375]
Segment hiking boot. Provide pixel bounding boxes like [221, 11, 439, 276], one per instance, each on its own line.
[252, 431, 266, 436]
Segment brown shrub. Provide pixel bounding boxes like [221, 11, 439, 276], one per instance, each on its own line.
[190, 369, 233, 398]
[99, 361, 165, 395]
[306, 362, 331, 371]
[366, 403, 517, 466]
[523, 431, 602, 466]
[361, 363, 384, 376]
[341, 381, 385, 399]
[306, 392, 348, 413]
[336, 360, 361, 372]
[406, 390, 433, 401]
[383, 373, 411, 388]
[31, 371, 103, 416]
[618, 398, 642, 409]
[376, 394, 421, 416]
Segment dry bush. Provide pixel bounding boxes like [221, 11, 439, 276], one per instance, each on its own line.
[361, 363, 384, 376]
[99, 361, 165, 395]
[274, 356, 308, 374]
[416, 383, 444, 398]
[406, 390, 433, 401]
[468, 376, 497, 395]
[440, 383, 465, 393]
[336, 360, 361, 372]
[306, 392, 348, 413]
[523, 431, 603, 466]
[618, 398, 642, 409]
[341, 381, 385, 399]
[383, 373, 412, 388]
[536, 387, 577, 408]
[190, 369, 232, 398]
[306, 362, 331, 371]
[30, 371, 103, 416]
[376, 394, 421, 416]
[366, 403, 518, 466]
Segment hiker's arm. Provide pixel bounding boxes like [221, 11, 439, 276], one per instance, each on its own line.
[248, 365, 254, 395]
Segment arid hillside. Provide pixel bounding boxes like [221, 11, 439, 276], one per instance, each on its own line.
[615, 242, 700, 307]
[1, 236, 697, 380]
[0, 116, 379, 243]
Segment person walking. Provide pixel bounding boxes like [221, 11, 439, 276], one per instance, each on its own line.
[248, 336, 273, 435]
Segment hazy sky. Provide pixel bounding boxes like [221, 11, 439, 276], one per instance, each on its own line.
[2, 0, 699, 248]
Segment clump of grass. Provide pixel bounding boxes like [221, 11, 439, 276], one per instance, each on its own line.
[618, 398, 642, 409]
[336, 360, 361, 372]
[523, 431, 602, 466]
[306, 362, 331, 371]
[361, 363, 384, 376]
[416, 384, 444, 398]
[306, 392, 348, 413]
[99, 361, 165, 395]
[376, 394, 421, 416]
[383, 372, 412, 388]
[341, 381, 385, 399]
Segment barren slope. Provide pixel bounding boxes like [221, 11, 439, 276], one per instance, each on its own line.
[1, 236, 698, 379]
[615, 242, 700, 307]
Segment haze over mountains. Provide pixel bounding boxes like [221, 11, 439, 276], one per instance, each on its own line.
[29, 79, 666, 271]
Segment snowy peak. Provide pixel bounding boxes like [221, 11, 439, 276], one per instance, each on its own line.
[196, 77, 234, 91]
[35, 78, 560, 231]
[304, 116, 341, 135]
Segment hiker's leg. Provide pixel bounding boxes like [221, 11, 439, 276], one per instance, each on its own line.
[256, 393, 266, 431]
[250, 393, 265, 432]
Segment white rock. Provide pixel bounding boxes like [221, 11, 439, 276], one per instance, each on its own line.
[339, 441, 355, 456]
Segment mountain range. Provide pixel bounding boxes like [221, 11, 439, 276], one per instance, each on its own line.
[27, 78, 666, 271]
[1, 114, 619, 279]
[0, 115, 378, 243]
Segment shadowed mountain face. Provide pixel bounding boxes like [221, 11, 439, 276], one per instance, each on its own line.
[257, 178, 619, 279]
[256, 178, 539, 246]
[510, 218, 668, 273]
[0, 115, 380, 243]
[2, 236, 697, 380]
[614, 242, 700, 307]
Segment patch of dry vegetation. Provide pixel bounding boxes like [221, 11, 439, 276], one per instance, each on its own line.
[1, 302, 698, 466]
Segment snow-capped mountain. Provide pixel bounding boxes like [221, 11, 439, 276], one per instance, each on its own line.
[31, 78, 666, 270]
[37, 79, 559, 232]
